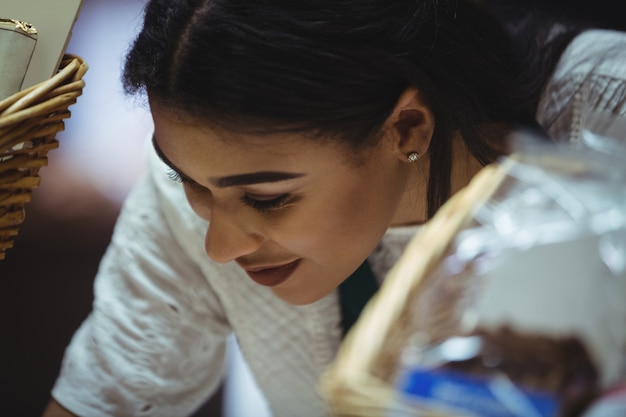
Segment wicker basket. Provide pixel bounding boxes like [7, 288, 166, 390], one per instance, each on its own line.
[319, 161, 512, 417]
[0, 54, 87, 260]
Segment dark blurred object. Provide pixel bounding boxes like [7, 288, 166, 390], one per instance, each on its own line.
[481, 0, 626, 119]
[483, 0, 626, 32]
[0, 181, 118, 416]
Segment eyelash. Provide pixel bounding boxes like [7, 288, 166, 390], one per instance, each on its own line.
[168, 170, 290, 212]
[241, 194, 290, 212]
[168, 170, 200, 187]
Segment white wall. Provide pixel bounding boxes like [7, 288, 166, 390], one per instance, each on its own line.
[60, 0, 152, 205]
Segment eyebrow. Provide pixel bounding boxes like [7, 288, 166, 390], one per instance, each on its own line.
[212, 171, 305, 187]
[152, 134, 305, 188]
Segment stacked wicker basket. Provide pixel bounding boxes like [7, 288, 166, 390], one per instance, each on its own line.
[0, 54, 87, 260]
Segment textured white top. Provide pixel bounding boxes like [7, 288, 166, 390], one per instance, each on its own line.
[537, 29, 626, 143]
[51, 30, 626, 417]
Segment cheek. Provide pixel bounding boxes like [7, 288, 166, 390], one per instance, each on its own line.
[336, 173, 401, 229]
[276, 184, 392, 260]
[306, 169, 405, 256]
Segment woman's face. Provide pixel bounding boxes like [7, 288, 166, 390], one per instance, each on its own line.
[151, 103, 412, 305]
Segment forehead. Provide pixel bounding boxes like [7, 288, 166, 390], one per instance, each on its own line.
[152, 106, 289, 151]
[150, 101, 367, 168]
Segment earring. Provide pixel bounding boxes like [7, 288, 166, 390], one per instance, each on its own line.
[407, 151, 420, 163]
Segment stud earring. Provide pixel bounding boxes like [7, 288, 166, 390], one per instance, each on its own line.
[407, 151, 420, 163]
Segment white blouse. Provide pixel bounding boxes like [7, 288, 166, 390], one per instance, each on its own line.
[51, 29, 626, 417]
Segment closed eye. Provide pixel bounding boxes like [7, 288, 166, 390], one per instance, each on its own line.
[169, 168, 293, 211]
[241, 194, 291, 212]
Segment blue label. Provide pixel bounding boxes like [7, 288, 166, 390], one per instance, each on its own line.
[397, 369, 560, 417]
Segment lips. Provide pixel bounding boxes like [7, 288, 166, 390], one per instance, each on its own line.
[243, 259, 301, 287]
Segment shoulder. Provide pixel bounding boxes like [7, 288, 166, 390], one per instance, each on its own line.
[553, 29, 626, 80]
[109, 145, 245, 286]
[537, 29, 626, 142]
[141, 145, 210, 260]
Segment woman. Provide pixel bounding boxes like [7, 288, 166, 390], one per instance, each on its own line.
[43, 0, 626, 416]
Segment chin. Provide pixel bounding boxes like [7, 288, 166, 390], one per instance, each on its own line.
[271, 286, 331, 306]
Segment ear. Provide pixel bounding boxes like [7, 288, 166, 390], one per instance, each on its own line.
[385, 85, 434, 162]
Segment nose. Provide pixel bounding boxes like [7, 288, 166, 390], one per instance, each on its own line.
[204, 206, 263, 264]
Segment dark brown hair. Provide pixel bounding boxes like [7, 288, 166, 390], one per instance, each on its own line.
[124, 0, 559, 217]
